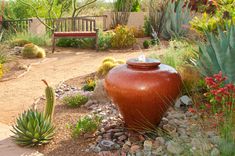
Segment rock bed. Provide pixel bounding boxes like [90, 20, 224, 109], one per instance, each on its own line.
[54, 83, 221, 156]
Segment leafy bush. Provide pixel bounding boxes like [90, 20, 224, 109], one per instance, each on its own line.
[111, 25, 136, 49]
[98, 31, 114, 51]
[143, 40, 151, 49]
[22, 43, 46, 59]
[0, 64, 3, 78]
[197, 24, 235, 83]
[161, 0, 191, 39]
[82, 79, 96, 92]
[190, 2, 235, 33]
[10, 33, 50, 46]
[73, 115, 101, 137]
[63, 93, 88, 108]
[10, 39, 31, 47]
[0, 52, 8, 64]
[143, 17, 151, 36]
[131, 0, 141, 12]
[130, 27, 145, 38]
[97, 57, 125, 78]
[203, 72, 235, 141]
[56, 38, 95, 49]
[11, 109, 55, 147]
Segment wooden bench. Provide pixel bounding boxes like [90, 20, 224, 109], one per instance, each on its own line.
[51, 18, 99, 53]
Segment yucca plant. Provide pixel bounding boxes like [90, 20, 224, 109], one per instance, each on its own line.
[197, 24, 235, 83]
[161, 0, 191, 39]
[11, 109, 55, 147]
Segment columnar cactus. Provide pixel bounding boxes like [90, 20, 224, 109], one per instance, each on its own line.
[42, 79, 55, 122]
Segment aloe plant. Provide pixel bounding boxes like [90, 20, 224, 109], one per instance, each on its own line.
[162, 0, 191, 39]
[197, 24, 235, 83]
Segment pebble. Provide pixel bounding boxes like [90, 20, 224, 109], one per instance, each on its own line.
[211, 148, 220, 156]
[167, 141, 183, 154]
[118, 135, 127, 141]
[144, 140, 152, 151]
[130, 145, 141, 154]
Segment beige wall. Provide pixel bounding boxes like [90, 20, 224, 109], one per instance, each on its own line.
[104, 12, 148, 29]
[29, 18, 46, 36]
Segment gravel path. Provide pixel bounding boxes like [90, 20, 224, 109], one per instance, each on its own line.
[0, 49, 152, 125]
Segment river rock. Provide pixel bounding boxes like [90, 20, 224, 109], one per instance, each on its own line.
[166, 141, 183, 154]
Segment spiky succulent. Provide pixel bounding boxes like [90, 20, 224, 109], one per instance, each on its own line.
[11, 109, 55, 147]
[197, 24, 235, 83]
[162, 0, 191, 39]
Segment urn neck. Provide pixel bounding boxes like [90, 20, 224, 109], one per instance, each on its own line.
[127, 58, 161, 70]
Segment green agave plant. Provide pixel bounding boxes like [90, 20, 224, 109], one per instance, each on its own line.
[162, 0, 191, 39]
[11, 109, 55, 147]
[197, 24, 235, 83]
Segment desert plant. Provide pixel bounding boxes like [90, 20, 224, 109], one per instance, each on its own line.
[131, 0, 141, 12]
[11, 109, 55, 147]
[130, 27, 145, 38]
[143, 40, 151, 49]
[112, 0, 133, 27]
[10, 39, 31, 47]
[82, 79, 96, 91]
[149, 0, 169, 36]
[161, 0, 191, 39]
[73, 115, 101, 137]
[143, 17, 152, 36]
[111, 25, 136, 49]
[56, 38, 95, 49]
[0, 64, 3, 78]
[22, 43, 46, 59]
[63, 93, 88, 108]
[97, 57, 125, 78]
[10, 33, 50, 46]
[42, 80, 55, 122]
[0, 51, 8, 64]
[98, 31, 114, 51]
[197, 24, 235, 83]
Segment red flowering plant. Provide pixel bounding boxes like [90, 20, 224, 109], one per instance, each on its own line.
[203, 71, 235, 140]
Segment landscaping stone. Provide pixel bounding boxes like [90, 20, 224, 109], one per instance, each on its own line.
[166, 141, 183, 154]
[90, 79, 110, 103]
[144, 140, 153, 151]
[211, 148, 220, 156]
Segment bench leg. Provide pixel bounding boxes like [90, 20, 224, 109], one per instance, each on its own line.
[52, 36, 55, 53]
[95, 29, 99, 52]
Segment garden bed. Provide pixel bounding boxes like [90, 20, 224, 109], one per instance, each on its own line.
[33, 73, 221, 156]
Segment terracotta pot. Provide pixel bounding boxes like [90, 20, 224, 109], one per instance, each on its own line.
[104, 58, 182, 130]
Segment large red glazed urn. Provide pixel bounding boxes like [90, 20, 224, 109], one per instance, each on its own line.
[104, 58, 182, 130]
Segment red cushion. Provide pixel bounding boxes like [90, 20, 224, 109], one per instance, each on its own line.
[54, 32, 96, 37]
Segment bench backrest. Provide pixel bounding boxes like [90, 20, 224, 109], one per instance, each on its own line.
[46, 17, 96, 33]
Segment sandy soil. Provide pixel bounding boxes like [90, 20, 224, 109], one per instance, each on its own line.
[0, 48, 161, 125]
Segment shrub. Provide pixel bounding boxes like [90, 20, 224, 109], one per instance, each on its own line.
[11, 109, 55, 147]
[56, 38, 95, 49]
[22, 43, 46, 59]
[10, 39, 31, 47]
[197, 24, 235, 83]
[82, 79, 96, 91]
[0, 51, 8, 64]
[10, 33, 50, 46]
[131, 0, 141, 12]
[143, 40, 151, 49]
[111, 25, 136, 49]
[97, 57, 125, 78]
[130, 27, 145, 38]
[98, 31, 114, 51]
[161, 0, 191, 39]
[143, 17, 151, 36]
[203, 72, 235, 141]
[63, 93, 88, 108]
[73, 115, 101, 137]
[190, 2, 235, 33]
[0, 64, 3, 78]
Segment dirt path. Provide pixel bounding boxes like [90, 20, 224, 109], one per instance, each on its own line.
[0, 49, 156, 125]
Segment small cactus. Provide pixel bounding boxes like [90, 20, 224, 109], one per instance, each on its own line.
[42, 80, 55, 122]
[22, 43, 46, 58]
